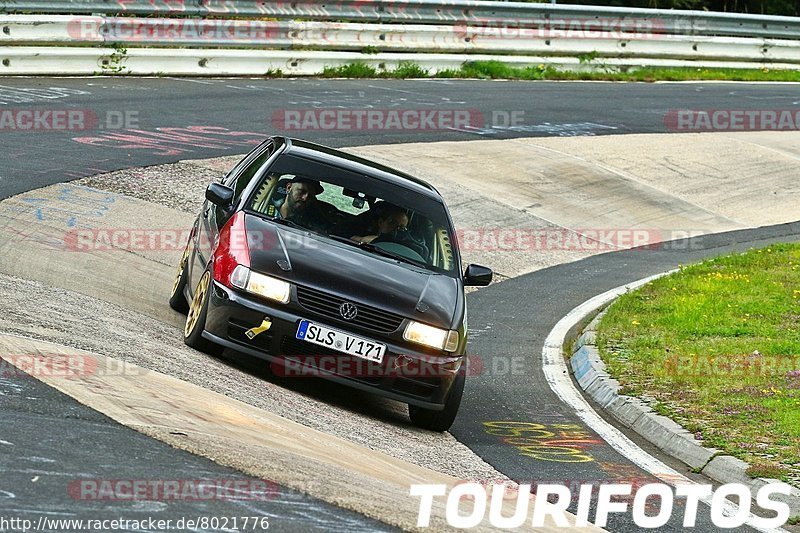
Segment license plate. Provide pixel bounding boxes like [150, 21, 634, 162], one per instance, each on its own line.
[296, 320, 386, 363]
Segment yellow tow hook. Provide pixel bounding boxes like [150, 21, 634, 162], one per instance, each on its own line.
[245, 318, 272, 340]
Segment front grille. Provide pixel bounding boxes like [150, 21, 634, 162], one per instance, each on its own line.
[295, 286, 404, 333]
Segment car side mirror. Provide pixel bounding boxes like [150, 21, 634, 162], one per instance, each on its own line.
[206, 182, 234, 208]
[464, 264, 493, 287]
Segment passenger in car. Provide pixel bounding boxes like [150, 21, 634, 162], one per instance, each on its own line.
[274, 177, 323, 219]
[271, 177, 329, 232]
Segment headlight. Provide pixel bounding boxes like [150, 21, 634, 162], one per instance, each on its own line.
[403, 320, 459, 352]
[230, 265, 290, 304]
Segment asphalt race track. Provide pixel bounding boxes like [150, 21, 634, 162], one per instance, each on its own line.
[1, 78, 799, 198]
[2, 78, 799, 532]
[0, 370, 395, 532]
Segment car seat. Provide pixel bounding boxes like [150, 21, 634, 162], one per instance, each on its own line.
[407, 213, 434, 262]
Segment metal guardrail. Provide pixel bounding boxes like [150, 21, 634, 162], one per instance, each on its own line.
[4, 46, 799, 76]
[1, 0, 800, 40]
[0, 1, 798, 75]
[3, 16, 800, 64]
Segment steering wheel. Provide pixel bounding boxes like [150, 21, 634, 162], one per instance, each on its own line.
[371, 241, 427, 263]
[372, 228, 429, 261]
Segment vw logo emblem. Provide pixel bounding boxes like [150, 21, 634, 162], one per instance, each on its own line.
[339, 302, 358, 321]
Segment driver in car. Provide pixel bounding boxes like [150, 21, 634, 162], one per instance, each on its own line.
[352, 202, 430, 260]
[351, 202, 409, 244]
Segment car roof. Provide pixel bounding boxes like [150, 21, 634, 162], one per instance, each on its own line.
[277, 137, 444, 202]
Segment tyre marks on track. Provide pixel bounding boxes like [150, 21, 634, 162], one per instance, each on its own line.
[72, 126, 264, 156]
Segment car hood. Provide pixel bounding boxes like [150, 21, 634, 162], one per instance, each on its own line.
[245, 214, 460, 328]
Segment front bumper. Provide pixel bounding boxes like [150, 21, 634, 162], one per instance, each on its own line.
[202, 281, 463, 410]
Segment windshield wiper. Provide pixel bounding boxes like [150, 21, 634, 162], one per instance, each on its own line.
[267, 216, 305, 230]
[326, 234, 363, 247]
[362, 243, 428, 269]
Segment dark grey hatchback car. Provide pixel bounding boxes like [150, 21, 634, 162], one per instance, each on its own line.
[170, 137, 492, 431]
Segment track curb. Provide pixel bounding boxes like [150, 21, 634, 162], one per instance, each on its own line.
[567, 280, 800, 516]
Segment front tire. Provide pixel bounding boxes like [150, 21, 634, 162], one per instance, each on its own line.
[183, 270, 223, 356]
[169, 242, 191, 314]
[408, 363, 466, 432]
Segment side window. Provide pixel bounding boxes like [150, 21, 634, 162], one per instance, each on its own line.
[250, 173, 281, 215]
[222, 140, 268, 187]
[227, 142, 275, 202]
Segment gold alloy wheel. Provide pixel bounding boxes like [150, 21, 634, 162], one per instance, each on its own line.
[185, 271, 210, 338]
[171, 244, 190, 297]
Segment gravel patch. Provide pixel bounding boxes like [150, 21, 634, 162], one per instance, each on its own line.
[0, 272, 507, 484]
[187, 154, 243, 174]
[76, 161, 219, 214]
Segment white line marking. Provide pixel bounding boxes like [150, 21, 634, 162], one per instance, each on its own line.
[542, 271, 788, 533]
[165, 77, 215, 85]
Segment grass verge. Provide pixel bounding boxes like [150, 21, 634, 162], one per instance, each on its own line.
[317, 60, 800, 81]
[596, 243, 800, 486]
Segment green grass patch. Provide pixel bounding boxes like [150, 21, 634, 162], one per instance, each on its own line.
[437, 61, 552, 80]
[321, 62, 379, 78]
[447, 61, 800, 82]
[596, 243, 800, 485]
[321, 61, 429, 79]
[318, 59, 800, 82]
[746, 462, 789, 480]
[392, 61, 429, 78]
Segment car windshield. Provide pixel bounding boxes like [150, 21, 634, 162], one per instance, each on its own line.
[245, 154, 459, 275]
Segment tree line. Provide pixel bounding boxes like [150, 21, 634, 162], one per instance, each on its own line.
[565, 0, 799, 17]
